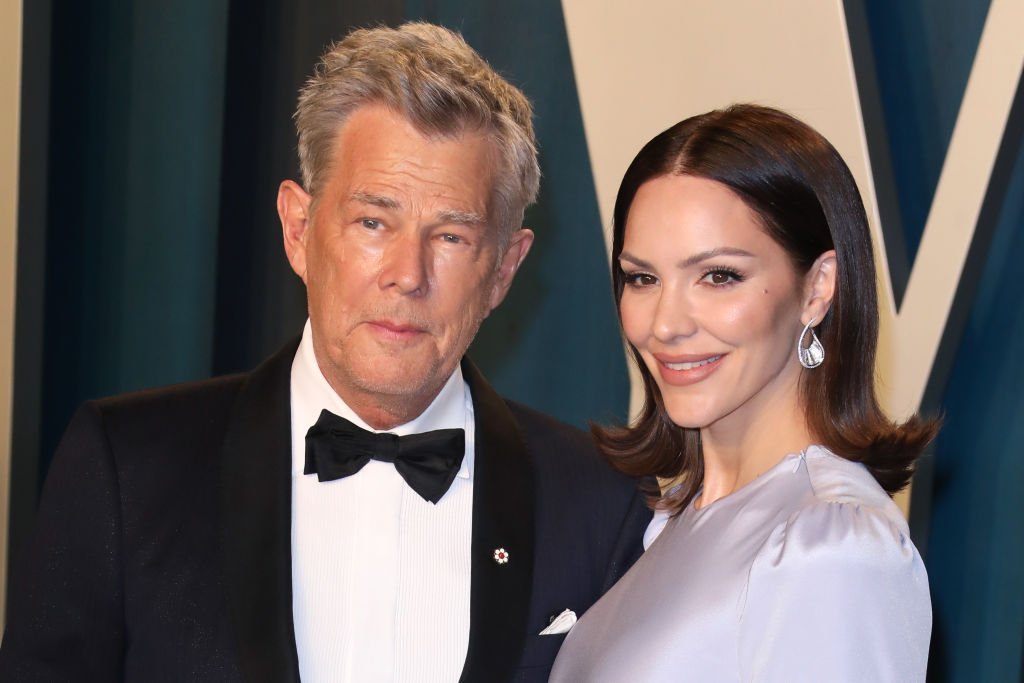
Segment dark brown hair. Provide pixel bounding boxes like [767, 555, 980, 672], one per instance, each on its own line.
[593, 104, 938, 513]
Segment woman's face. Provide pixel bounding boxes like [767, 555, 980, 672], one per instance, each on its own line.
[619, 174, 808, 436]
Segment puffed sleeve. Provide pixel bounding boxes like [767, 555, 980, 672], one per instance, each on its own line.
[737, 500, 931, 682]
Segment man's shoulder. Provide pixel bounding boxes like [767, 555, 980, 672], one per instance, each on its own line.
[88, 338, 298, 430]
[90, 371, 249, 426]
[50, 376, 249, 473]
[503, 398, 590, 448]
[502, 399, 641, 489]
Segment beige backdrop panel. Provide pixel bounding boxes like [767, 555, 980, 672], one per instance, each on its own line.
[0, 0, 23, 628]
[562, 0, 1024, 513]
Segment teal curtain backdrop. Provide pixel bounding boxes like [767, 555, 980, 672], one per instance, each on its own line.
[40, 0, 229, 450]
[10, 0, 1024, 680]
[11, 0, 234, 563]
[9, 0, 629, 590]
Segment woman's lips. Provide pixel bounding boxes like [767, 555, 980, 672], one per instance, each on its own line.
[653, 353, 724, 386]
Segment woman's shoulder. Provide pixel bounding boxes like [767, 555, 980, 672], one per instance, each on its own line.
[738, 447, 932, 681]
[754, 445, 922, 579]
[801, 444, 900, 510]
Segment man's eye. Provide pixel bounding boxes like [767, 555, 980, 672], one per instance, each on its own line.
[440, 233, 462, 244]
[360, 218, 381, 229]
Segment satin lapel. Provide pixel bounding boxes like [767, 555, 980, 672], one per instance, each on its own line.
[459, 359, 535, 682]
[220, 339, 301, 683]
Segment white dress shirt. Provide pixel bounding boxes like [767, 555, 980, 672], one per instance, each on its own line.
[290, 321, 475, 682]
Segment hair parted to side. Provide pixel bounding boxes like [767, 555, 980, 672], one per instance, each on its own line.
[295, 22, 540, 238]
[594, 104, 939, 514]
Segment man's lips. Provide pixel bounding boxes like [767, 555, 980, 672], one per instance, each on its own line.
[366, 319, 427, 338]
[652, 353, 724, 385]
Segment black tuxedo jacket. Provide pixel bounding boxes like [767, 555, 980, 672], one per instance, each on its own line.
[1, 340, 650, 682]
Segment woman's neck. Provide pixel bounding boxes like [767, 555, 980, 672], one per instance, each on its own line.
[696, 392, 814, 509]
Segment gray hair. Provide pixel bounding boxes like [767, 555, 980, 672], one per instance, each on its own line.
[295, 22, 540, 238]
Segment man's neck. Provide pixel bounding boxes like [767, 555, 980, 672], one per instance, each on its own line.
[339, 393, 435, 431]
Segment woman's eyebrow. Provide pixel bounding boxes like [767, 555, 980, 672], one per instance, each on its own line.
[619, 246, 755, 269]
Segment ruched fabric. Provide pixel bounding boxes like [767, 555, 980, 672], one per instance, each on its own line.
[550, 446, 931, 682]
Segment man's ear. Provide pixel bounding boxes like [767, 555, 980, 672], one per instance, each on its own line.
[278, 180, 313, 282]
[802, 249, 837, 325]
[487, 228, 535, 311]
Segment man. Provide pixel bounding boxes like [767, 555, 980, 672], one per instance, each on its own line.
[0, 23, 649, 682]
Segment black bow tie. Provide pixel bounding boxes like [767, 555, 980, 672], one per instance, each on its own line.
[304, 409, 466, 504]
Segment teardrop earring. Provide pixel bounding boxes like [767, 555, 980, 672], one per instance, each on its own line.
[797, 318, 824, 369]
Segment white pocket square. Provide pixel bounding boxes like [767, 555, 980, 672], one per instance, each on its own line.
[539, 609, 577, 635]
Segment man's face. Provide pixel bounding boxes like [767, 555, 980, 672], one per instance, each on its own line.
[279, 105, 533, 428]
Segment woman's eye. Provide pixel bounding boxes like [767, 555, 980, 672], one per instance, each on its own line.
[623, 272, 657, 287]
[701, 269, 742, 285]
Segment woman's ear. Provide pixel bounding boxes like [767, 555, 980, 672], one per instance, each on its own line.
[802, 250, 837, 325]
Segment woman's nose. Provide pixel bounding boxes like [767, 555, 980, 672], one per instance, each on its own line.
[651, 289, 697, 343]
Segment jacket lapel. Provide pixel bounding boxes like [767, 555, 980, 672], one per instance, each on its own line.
[219, 348, 535, 681]
[460, 359, 536, 681]
[220, 339, 301, 683]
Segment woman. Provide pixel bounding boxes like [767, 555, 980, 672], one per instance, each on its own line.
[550, 105, 937, 682]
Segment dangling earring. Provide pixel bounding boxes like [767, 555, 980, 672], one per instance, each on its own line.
[797, 318, 824, 369]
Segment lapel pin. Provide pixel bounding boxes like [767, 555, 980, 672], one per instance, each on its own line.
[493, 548, 509, 565]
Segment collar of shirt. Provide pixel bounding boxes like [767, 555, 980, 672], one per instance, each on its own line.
[289, 319, 475, 481]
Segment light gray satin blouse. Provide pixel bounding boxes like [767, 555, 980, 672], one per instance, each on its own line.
[549, 446, 931, 682]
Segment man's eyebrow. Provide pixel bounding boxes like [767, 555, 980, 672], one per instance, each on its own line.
[348, 192, 487, 227]
[436, 208, 488, 228]
[619, 246, 755, 269]
[350, 191, 400, 210]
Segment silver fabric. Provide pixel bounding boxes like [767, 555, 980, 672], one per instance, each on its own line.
[550, 446, 931, 682]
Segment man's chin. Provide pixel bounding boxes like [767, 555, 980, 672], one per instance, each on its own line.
[349, 366, 447, 401]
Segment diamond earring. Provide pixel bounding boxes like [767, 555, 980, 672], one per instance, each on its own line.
[797, 318, 824, 369]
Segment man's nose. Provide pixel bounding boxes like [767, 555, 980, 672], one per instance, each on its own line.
[378, 232, 429, 295]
